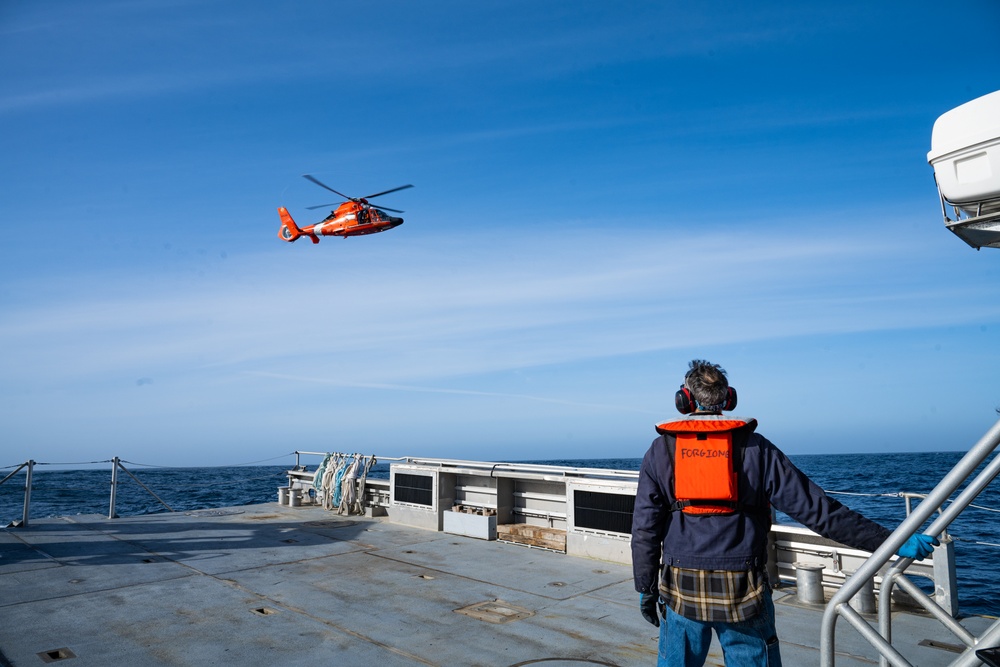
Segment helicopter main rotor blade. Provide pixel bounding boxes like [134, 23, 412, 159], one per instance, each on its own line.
[305, 202, 404, 213]
[302, 174, 354, 201]
[364, 184, 414, 199]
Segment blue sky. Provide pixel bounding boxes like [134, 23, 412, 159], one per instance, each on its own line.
[2, 1, 999, 468]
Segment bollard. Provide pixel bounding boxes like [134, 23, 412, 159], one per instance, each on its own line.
[848, 572, 876, 614]
[289, 489, 301, 507]
[795, 563, 826, 604]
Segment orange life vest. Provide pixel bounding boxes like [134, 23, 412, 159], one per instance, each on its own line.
[654, 417, 754, 515]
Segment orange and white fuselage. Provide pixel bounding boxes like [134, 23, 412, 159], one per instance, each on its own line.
[278, 200, 403, 244]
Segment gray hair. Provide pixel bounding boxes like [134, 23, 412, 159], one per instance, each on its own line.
[684, 359, 729, 410]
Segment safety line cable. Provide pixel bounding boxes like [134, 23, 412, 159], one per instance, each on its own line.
[951, 536, 1000, 548]
[827, 489, 1000, 514]
[826, 490, 905, 498]
[119, 453, 296, 469]
[35, 460, 113, 467]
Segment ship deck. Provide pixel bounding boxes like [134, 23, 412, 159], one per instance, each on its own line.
[1, 503, 994, 667]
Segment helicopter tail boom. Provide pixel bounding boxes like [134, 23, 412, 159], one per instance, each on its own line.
[278, 207, 318, 244]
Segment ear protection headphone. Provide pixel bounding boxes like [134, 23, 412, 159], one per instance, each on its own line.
[674, 384, 738, 414]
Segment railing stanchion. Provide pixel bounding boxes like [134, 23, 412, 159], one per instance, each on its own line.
[109, 457, 119, 519]
[21, 460, 34, 527]
[933, 537, 959, 618]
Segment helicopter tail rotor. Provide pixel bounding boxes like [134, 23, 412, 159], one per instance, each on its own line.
[278, 207, 318, 244]
[277, 207, 302, 242]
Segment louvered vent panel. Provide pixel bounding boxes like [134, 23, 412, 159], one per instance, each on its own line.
[574, 490, 633, 534]
[394, 473, 433, 506]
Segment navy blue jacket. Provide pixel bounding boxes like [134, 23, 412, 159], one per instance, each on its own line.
[631, 416, 893, 595]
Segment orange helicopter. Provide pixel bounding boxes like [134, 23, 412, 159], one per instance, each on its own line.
[277, 175, 413, 244]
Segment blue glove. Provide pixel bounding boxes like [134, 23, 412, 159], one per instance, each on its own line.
[897, 533, 939, 561]
[640, 593, 660, 627]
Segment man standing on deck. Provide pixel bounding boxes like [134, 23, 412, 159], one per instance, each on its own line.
[630, 359, 939, 667]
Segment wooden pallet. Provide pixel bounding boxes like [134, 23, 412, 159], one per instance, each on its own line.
[496, 524, 567, 552]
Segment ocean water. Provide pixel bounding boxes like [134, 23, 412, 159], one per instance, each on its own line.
[2, 451, 997, 617]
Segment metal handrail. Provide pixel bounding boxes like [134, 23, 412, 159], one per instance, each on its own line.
[820, 417, 1000, 667]
[108, 457, 175, 519]
[293, 450, 404, 469]
[292, 451, 640, 482]
[0, 460, 34, 527]
[4, 457, 177, 526]
[393, 456, 640, 481]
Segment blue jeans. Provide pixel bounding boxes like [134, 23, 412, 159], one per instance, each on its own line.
[657, 589, 781, 667]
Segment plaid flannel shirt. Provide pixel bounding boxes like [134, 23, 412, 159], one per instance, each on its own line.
[660, 565, 767, 623]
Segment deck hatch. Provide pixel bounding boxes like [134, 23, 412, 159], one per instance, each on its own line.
[250, 607, 279, 616]
[573, 490, 634, 535]
[394, 473, 433, 506]
[454, 600, 533, 624]
[37, 648, 76, 663]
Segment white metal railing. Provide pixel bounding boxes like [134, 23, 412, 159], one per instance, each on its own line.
[0, 460, 34, 526]
[820, 417, 1000, 667]
[387, 455, 639, 482]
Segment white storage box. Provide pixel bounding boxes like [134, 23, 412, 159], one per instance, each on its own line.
[928, 90, 1000, 214]
[443, 508, 497, 540]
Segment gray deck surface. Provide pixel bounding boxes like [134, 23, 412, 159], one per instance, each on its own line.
[1, 503, 994, 666]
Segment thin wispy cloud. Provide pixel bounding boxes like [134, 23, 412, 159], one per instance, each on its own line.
[0, 63, 293, 114]
[247, 371, 658, 415]
[2, 219, 995, 391]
